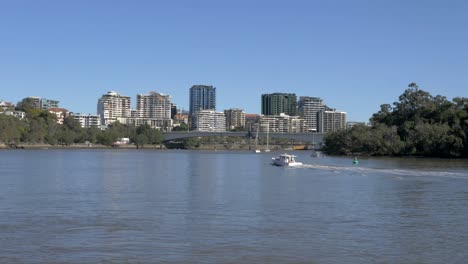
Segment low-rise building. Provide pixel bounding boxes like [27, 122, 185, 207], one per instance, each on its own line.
[193, 110, 226, 132]
[48, 108, 69, 124]
[245, 114, 261, 132]
[173, 113, 189, 125]
[0, 100, 15, 111]
[117, 117, 173, 131]
[224, 108, 246, 130]
[346, 121, 367, 128]
[259, 113, 307, 133]
[41, 98, 59, 110]
[71, 113, 101, 128]
[3, 110, 26, 120]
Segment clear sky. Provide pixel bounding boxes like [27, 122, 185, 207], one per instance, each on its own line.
[1, 0, 467, 122]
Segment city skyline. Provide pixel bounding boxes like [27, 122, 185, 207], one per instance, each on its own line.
[1, 1, 467, 122]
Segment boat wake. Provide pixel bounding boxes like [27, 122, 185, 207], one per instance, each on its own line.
[297, 163, 468, 180]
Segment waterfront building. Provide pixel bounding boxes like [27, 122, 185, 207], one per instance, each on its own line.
[318, 110, 347, 133]
[224, 108, 246, 130]
[117, 117, 173, 131]
[298, 96, 328, 132]
[3, 110, 26, 120]
[71, 113, 101, 128]
[20, 97, 59, 110]
[97, 91, 131, 126]
[40, 98, 59, 110]
[0, 100, 15, 111]
[259, 113, 306, 133]
[136, 92, 171, 119]
[22, 96, 41, 109]
[290, 117, 308, 133]
[193, 110, 226, 132]
[132, 92, 172, 131]
[245, 114, 261, 132]
[261, 93, 297, 116]
[48, 108, 69, 124]
[189, 85, 216, 116]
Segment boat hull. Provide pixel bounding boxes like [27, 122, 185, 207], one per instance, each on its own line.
[272, 158, 303, 167]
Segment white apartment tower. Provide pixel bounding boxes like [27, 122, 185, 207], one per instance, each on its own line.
[318, 110, 347, 133]
[298, 96, 327, 132]
[97, 91, 131, 126]
[136, 92, 171, 119]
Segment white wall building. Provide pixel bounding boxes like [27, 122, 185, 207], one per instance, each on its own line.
[318, 110, 347, 133]
[3, 110, 26, 120]
[117, 117, 173, 131]
[48, 108, 69, 124]
[259, 113, 307, 133]
[71, 113, 101, 128]
[193, 110, 226, 132]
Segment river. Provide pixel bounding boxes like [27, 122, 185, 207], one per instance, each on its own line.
[1, 149, 467, 263]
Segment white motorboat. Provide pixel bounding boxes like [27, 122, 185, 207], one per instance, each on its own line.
[272, 153, 303, 167]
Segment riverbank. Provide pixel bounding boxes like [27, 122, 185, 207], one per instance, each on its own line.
[0, 142, 297, 151]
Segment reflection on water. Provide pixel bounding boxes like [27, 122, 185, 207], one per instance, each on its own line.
[0, 149, 467, 263]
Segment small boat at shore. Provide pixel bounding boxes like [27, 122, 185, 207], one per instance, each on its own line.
[272, 153, 303, 167]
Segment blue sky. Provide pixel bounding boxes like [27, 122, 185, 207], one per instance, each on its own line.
[1, 0, 467, 122]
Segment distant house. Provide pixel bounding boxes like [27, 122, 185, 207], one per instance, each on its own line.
[48, 108, 69, 124]
[3, 110, 26, 120]
[0, 100, 15, 112]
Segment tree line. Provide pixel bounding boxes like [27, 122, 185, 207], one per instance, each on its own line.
[322, 83, 468, 157]
[0, 103, 163, 148]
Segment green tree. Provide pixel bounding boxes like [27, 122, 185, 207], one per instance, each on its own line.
[134, 134, 149, 149]
[172, 123, 189, 131]
[16, 98, 37, 112]
[324, 83, 467, 157]
[133, 124, 163, 147]
[0, 114, 26, 144]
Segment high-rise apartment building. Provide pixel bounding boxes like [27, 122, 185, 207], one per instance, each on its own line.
[261, 93, 297, 116]
[318, 110, 347, 133]
[298, 96, 327, 132]
[136, 92, 171, 120]
[97, 91, 131, 126]
[189, 85, 216, 116]
[224, 108, 246, 130]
